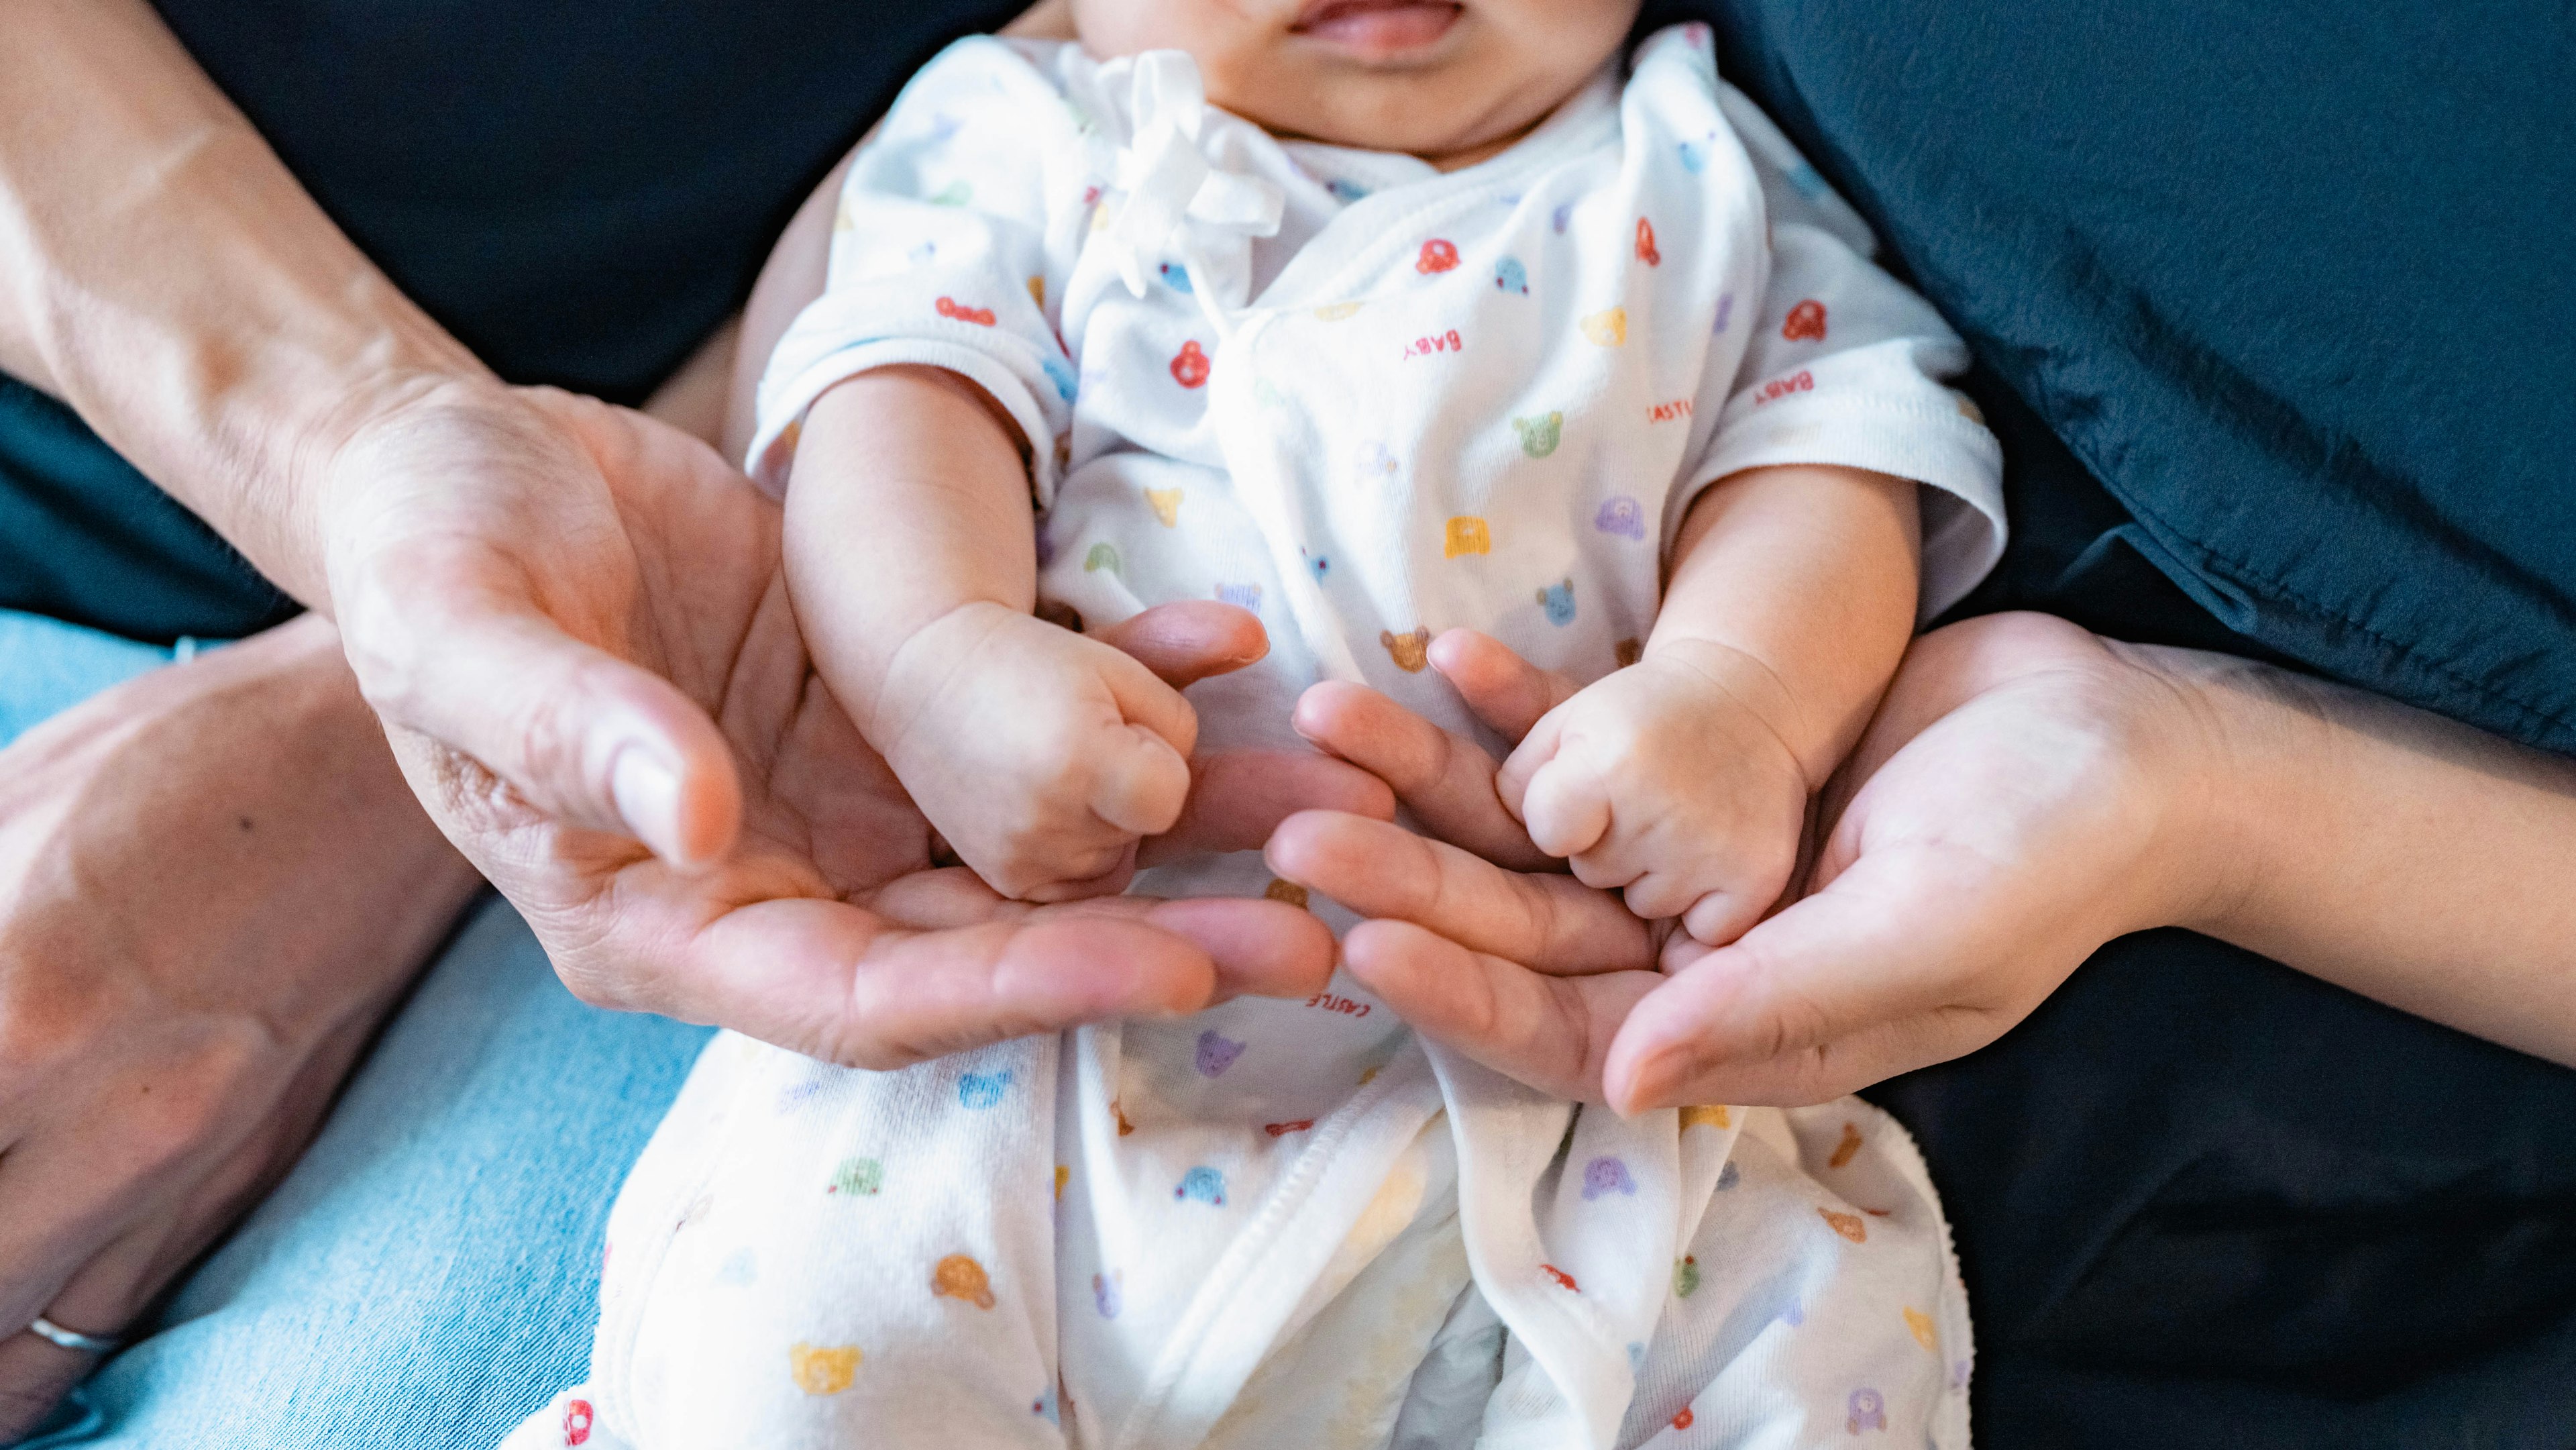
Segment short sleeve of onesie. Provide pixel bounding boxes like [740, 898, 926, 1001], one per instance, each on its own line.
[747, 38, 1088, 501]
[1677, 87, 2006, 619]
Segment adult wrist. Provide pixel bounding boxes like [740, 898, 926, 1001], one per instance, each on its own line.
[2112, 642, 2318, 947]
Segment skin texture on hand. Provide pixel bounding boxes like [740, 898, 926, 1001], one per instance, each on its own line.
[1498, 638, 1811, 945]
[0, 617, 482, 1441]
[873, 603, 1197, 900]
[1270, 618, 2234, 1111]
[347, 378, 1375, 1066]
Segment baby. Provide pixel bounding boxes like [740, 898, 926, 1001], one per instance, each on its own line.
[510, 3, 2004, 1447]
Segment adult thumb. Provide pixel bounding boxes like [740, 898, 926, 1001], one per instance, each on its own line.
[348, 583, 743, 868]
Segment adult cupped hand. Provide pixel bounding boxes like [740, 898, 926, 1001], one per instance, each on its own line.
[321, 379, 1384, 1065]
[1271, 613, 2225, 1110]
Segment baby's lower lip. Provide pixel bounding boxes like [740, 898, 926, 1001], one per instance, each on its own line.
[1292, 1, 1462, 58]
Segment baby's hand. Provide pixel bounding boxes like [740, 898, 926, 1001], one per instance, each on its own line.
[1497, 640, 1811, 946]
[872, 602, 1197, 900]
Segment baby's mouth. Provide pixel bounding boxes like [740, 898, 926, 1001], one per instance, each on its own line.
[1289, 1, 1464, 59]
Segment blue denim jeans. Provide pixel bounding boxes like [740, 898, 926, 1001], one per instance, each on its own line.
[4, 611, 712, 1448]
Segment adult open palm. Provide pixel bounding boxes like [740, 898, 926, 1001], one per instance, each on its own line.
[1272, 615, 2215, 1110]
[327, 380, 1375, 1064]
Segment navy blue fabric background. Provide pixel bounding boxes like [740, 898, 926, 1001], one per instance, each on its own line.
[1660, 0, 2576, 754]
[3, 3, 2574, 1443]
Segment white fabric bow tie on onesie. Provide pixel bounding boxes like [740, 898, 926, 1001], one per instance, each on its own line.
[1093, 51, 1283, 340]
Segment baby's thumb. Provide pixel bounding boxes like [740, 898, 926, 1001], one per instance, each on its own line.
[1090, 724, 1193, 836]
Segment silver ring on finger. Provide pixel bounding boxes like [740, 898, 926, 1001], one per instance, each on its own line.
[25, 1315, 121, 1355]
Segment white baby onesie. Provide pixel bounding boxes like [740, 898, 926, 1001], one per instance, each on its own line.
[508, 24, 2000, 1450]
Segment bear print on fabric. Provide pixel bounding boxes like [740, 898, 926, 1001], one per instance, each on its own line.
[1595, 495, 1646, 540]
[1635, 217, 1661, 266]
[827, 1156, 883, 1196]
[1580, 1155, 1635, 1198]
[1381, 628, 1433, 672]
[564, 1398, 594, 1446]
[1169, 340, 1211, 388]
[1215, 582, 1263, 611]
[1084, 543, 1120, 574]
[959, 1071, 1012, 1109]
[932, 1253, 996, 1309]
[1176, 1166, 1227, 1206]
[1580, 307, 1628, 346]
[1416, 238, 1460, 274]
[1444, 517, 1492, 558]
[789, 1343, 862, 1396]
[1674, 1255, 1701, 1298]
[1494, 256, 1529, 294]
[1144, 487, 1183, 527]
[1513, 412, 1562, 457]
[1195, 1030, 1246, 1077]
[1537, 579, 1576, 625]
[1782, 299, 1827, 342]
[1846, 1388, 1886, 1433]
[1093, 1271, 1123, 1318]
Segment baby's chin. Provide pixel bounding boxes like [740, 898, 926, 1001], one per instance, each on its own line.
[1217, 71, 1556, 168]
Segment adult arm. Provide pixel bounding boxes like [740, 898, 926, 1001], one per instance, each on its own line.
[1271, 616, 2576, 1110]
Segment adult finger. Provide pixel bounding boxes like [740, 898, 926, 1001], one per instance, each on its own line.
[1429, 629, 1581, 743]
[1600, 842, 2035, 1111]
[1338, 919, 1661, 1103]
[1265, 810, 1653, 974]
[1142, 749, 1395, 866]
[554, 884, 1334, 1071]
[1090, 602, 1270, 690]
[1289, 682, 1553, 870]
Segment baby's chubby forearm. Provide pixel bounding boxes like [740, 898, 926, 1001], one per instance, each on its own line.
[782, 366, 1197, 900]
[1499, 464, 1922, 943]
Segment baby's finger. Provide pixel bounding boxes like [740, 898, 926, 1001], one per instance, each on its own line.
[1017, 841, 1140, 904]
[1674, 884, 1766, 947]
[1493, 711, 1568, 824]
[1517, 755, 1613, 862]
[1291, 682, 1552, 870]
[1089, 725, 1192, 835]
[1430, 629, 1581, 745]
[1095, 647, 1202, 758]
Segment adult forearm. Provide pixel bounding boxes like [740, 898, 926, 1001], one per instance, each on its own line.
[0, 0, 483, 606]
[2173, 648, 2576, 1064]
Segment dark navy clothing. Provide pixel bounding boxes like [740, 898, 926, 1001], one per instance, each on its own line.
[6, 3, 2575, 1444]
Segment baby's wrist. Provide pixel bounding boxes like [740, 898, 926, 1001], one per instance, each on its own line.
[1641, 636, 1831, 790]
[859, 599, 1030, 745]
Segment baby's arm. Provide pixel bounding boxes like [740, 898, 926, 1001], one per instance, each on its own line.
[784, 365, 1195, 900]
[1499, 463, 1920, 945]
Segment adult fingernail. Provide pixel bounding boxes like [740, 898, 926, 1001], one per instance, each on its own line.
[610, 743, 688, 863]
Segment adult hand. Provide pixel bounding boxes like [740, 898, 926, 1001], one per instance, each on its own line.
[335, 381, 1382, 1068]
[0, 618, 481, 1441]
[1273, 614, 2227, 1110]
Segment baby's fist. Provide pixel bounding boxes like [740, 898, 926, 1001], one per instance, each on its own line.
[874, 603, 1196, 900]
[1499, 642, 1811, 945]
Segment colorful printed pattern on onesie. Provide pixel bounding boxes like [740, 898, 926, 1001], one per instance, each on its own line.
[523, 23, 2008, 1450]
